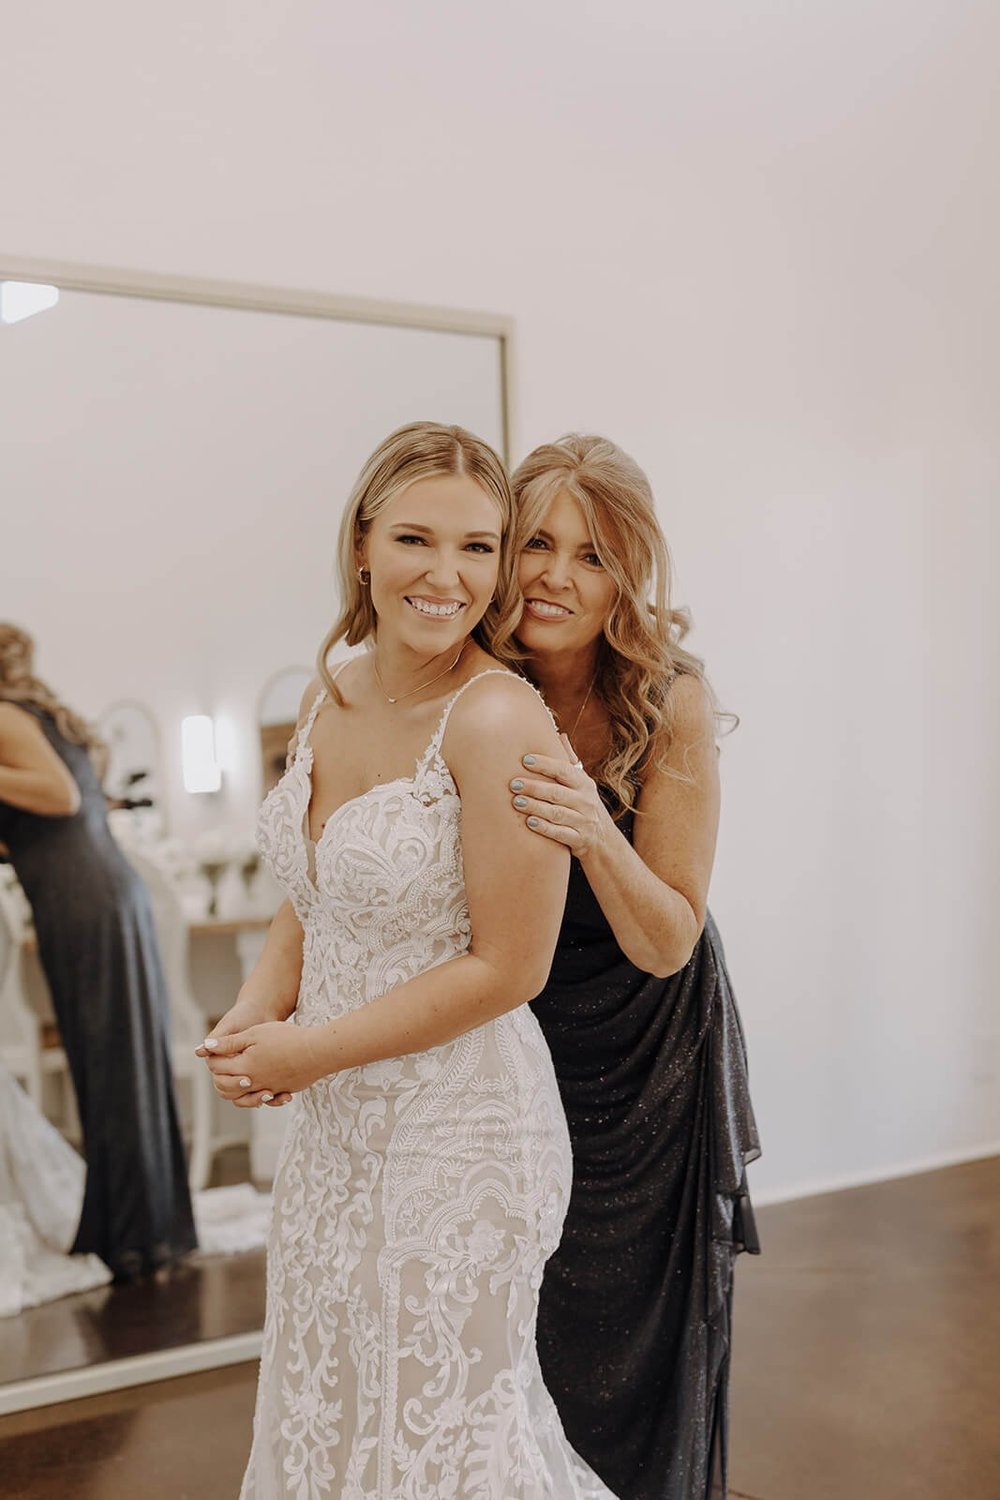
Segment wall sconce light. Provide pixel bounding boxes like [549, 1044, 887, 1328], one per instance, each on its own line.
[181, 715, 222, 794]
[1, 281, 60, 325]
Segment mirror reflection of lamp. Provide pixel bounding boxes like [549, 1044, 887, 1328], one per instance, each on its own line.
[181, 715, 222, 794]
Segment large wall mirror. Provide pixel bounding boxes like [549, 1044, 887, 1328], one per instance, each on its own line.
[0, 257, 512, 1411]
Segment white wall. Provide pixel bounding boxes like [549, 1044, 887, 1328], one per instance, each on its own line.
[3, 0, 998, 1198]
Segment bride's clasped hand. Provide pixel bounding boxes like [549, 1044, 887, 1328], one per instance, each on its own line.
[197, 1022, 324, 1100]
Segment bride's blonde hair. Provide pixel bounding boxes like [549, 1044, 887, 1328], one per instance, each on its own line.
[512, 435, 733, 814]
[316, 422, 520, 700]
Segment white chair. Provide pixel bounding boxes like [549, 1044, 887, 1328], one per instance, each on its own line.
[128, 850, 228, 1192]
[0, 876, 71, 1114]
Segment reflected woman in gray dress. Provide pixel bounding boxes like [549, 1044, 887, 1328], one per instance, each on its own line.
[0, 624, 196, 1281]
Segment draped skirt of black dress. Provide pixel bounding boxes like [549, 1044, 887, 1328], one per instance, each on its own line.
[531, 818, 760, 1500]
[0, 706, 196, 1280]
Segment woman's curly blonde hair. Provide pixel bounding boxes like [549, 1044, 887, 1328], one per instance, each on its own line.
[317, 421, 521, 699]
[512, 435, 733, 816]
[0, 623, 107, 768]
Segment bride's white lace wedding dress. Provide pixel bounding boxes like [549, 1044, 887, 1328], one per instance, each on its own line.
[243, 671, 616, 1500]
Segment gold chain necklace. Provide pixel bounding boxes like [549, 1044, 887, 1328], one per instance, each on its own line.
[565, 676, 595, 740]
[372, 641, 467, 704]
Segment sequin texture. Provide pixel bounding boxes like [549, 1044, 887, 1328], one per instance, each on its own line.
[531, 807, 760, 1500]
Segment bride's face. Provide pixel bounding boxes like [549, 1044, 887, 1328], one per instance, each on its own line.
[361, 475, 502, 654]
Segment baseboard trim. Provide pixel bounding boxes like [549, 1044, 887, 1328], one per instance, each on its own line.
[0, 1330, 263, 1416]
[750, 1141, 1000, 1207]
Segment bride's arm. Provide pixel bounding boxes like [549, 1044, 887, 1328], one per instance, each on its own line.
[205, 677, 569, 1098]
[195, 680, 320, 1072]
[200, 897, 305, 1042]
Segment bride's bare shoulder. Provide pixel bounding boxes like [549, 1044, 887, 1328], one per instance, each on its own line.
[445, 671, 559, 761]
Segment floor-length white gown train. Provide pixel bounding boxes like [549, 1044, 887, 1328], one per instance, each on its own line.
[242, 672, 617, 1499]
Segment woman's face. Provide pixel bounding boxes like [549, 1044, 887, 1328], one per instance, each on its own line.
[517, 488, 615, 656]
[361, 474, 502, 655]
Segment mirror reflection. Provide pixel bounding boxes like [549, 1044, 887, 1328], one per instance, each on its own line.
[0, 270, 508, 1404]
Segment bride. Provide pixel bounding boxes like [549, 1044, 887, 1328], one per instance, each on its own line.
[200, 423, 617, 1499]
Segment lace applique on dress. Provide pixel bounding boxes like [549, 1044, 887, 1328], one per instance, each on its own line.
[245, 669, 617, 1499]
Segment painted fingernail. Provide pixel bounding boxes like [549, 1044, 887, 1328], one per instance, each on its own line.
[260, 1093, 274, 1103]
[522, 755, 536, 766]
[514, 796, 528, 808]
[202, 1038, 219, 1051]
[239, 1076, 252, 1089]
[527, 817, 540, 828]
[510, 779, 524, 791]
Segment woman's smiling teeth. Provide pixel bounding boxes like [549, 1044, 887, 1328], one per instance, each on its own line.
[525, 598, 573, 620]
[406, 596, 465, 619]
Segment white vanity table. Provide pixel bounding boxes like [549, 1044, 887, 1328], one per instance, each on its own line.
[187, 916, 286, 1181]
[13, 909, 282, 1182]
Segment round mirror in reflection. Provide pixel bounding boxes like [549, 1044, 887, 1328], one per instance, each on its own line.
[97, 699, 166, 832]
[257, 666, 314, 795]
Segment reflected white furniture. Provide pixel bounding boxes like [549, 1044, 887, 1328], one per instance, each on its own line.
[128, 852, 238, 1192]
[14, 887, 279, 1188]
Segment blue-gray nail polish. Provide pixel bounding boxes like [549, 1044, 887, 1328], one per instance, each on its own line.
[513, 796, 528, 809]
[527, 816, 540, 828]
[510, 779, 524, 791]
[523, 755, 536, 766]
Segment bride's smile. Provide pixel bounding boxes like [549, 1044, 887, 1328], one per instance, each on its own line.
[359, 472, 501, 688]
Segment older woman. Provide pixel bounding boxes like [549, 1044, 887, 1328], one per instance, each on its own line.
[507, 436, 760, 1500]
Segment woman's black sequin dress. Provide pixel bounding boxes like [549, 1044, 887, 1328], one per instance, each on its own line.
[532, 809, 760, 1500]
[0, 705, 196, 1280]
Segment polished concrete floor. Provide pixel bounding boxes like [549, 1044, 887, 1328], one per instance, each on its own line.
[1, 1155, 997, 1499]
[727, 1154, 1000, 1500]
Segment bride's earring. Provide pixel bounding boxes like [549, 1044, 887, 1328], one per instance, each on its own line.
[357, 566, 370, 585]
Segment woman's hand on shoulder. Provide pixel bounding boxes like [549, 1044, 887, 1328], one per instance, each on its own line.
[507, 732, 613, 860]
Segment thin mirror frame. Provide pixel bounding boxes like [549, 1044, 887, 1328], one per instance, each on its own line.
[0, 255, 518, 463]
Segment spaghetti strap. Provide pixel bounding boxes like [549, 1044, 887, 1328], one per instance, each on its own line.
[295, 690, 326, 753]
[295, 663, 348, 754]
[425, 669, 550, 761]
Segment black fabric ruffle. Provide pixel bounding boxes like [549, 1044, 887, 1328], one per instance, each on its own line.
[532, 820, 759, 1500]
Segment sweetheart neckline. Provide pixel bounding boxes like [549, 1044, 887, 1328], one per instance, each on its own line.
[294, 666, 523, 848]
[285, 755, 459, 902]
[302, 767, 455, 850]
[272, 665, 524, 897]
